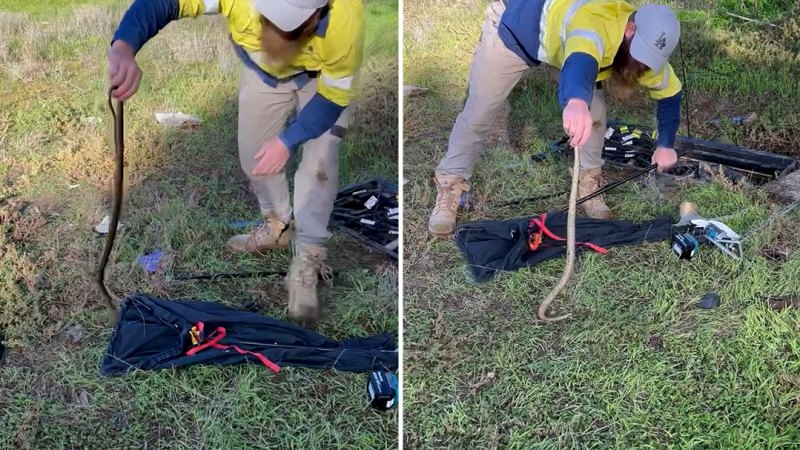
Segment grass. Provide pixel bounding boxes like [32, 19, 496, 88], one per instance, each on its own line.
[0, 0, 118, 18]
[403, 0, 800, 448]
[0, 1, 399, 449]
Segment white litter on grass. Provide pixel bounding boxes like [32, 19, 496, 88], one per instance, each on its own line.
[403, 85, 429, 97]
[81, 116, 102, 126]
[95, 215, 124, 234]
[154, 112, 202, 127]
[68, 184, 80, 189]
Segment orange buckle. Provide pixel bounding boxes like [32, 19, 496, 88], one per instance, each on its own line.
[189, 325, 206, 346]
[528, 232, 542, 251]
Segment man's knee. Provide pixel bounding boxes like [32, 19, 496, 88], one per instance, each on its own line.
[459, 97, 504, 131]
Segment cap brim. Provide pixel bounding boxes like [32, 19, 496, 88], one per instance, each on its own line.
[253, 0, 317, 32]
[630, 34, 666, 73]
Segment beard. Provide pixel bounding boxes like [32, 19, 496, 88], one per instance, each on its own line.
[606, 35, 649, 101]
[260, 13, 319, 70]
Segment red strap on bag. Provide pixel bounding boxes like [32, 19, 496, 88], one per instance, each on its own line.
[185, 322, 281, 373]
[528, 213, 608, 255]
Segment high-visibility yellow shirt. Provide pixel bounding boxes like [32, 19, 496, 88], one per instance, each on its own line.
[177, 0, 364, 107]
[499, 0, 681, 100]
[112, 0, 365, 150]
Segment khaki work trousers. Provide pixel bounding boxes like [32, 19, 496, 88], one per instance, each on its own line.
[237, 65, 350, 245]
[436, 1, 607, 179]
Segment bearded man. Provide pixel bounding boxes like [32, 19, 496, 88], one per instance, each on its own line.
[107, 0, 364, 320]
[428, 0, 682, 235]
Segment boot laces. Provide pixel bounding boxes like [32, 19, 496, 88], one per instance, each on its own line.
[248, 219, 279, 257]
[434, 180, 463, 214]
[581, 171, 606, 202]
[299, 252, 333, 288]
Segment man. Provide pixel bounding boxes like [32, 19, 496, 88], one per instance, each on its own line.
[428, 0, 682, 235]
[107, 0, 364, 320]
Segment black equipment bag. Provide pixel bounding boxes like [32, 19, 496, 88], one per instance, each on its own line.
[100, 294, 398, 376]
[454, 210, 674, 283]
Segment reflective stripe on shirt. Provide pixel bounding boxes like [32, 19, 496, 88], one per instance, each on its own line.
[565, 29, 604, 58]
[202, 0, 219, 14]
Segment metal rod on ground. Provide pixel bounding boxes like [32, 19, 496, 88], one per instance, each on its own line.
[172, 270, 288, 281]
[172, 270, 342, 281]
[502, 163, 657, 209]
[560, 163, 658, 212]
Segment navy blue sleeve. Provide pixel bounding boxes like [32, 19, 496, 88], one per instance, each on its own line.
[558, 52, 598, 108]
[655, 92, 682, 148]
[112, 0, 180, 53]
[279, 93, 346, 153]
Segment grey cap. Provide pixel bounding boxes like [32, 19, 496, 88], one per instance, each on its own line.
[253, 0, 327, 32]
[630, 4, 681, 73]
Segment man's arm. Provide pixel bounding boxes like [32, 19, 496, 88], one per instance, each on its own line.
[279, 95, 348, 152]
[558, 53, 598, 108]
[112, 0, 215, 52]
[112, 0, 180, 53]
[557, 16, 609, 107]
[279, 3, 365, 153]
[639, 63, 682, 148]
[108, 0, 219, 100]
[558, 25, 605, 146]
[655, 92, 681, 148]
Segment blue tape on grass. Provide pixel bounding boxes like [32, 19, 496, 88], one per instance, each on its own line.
[137, 250, 163, 273]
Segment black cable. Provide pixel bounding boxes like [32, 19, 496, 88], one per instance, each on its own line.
[678, 35, 692, 140]
[172, 270, 289, 281]
[172, 269, 343, 282]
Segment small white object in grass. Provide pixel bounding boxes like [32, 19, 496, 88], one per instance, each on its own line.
[95, 215, 124, 234]
[360, 219, 376, 225]
[22, 206, 41, 216]
[74, 390, 91, 407]
[154, 112, 202, 127]
[81, 116, 102, 126]
[403, 85, 429, 97]
[68, 184, 80, 189]
[604, 127, 614, 139]
[364, 196, 378, 209]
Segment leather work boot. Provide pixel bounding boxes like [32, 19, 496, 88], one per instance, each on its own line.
[428, 174, 470, 235]
[226, 215, 293, 254]
[578, 168, 613, 219]
[286, 242, 333, 321]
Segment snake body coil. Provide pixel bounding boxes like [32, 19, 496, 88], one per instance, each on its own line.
[96, 91, 124, 326]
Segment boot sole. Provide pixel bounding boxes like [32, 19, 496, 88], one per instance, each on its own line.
[428, 222, 456, 236]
